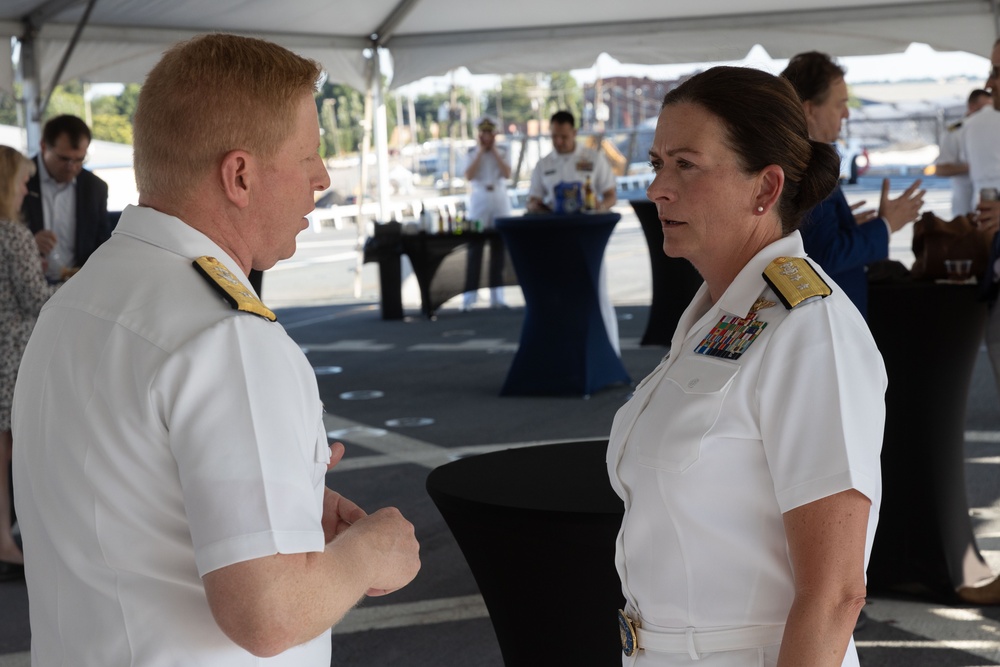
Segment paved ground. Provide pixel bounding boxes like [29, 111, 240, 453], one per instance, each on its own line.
[3, 177, 1000, 666]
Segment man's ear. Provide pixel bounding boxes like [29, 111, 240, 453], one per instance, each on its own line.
[219, 150, 252, 208]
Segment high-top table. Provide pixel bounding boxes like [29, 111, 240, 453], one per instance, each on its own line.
[495, 212, 631, 396]
[629, 200, 703, 347]
[425, 440, 624, 666]
[866, 279, 993, 600]
[363, 224, 517, 319]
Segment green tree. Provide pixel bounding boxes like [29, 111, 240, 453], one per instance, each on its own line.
[44, 85, 85, 121]
[115, 83, 141, 123]
[0, 89, 18, 126]
[315, 81, 365, 155]
[91, 113, 132, 144]
[90, 94, 119, 118]
[483, 74, 537, 132]
[547, 71, 582, 123]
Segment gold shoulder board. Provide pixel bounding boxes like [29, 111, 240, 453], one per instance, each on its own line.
[192, 256, 276, 322]
[762, 256, 832, 310]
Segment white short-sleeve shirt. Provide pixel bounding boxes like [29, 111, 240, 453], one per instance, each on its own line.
[607, 231, 886, 666]
[466, 145, 511, 227]
[961, 106, 1000, 197]
[12, 205, 331, 666]
[936, 122, 975, 216]
[528, 143, 616, 208]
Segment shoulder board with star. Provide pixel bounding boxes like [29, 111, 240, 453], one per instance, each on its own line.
[947, 120, 963, 132]
[193, 256, 276, 322]
[762, 256, 831, 310]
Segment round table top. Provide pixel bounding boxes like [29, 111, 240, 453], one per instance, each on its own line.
[496, 211, 620, 229]
[426, 439, 623, 515]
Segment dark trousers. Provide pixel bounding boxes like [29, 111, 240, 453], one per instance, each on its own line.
[465, 234, 506, 293]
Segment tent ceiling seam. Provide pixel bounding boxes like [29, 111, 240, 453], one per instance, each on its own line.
[25, 0, 86, 31]
[4, 22, 370, 50]
[385, 0, 989, 49]
[371, 0, 422, 45]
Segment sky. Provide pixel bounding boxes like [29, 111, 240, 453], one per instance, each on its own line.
[395, 42, 993, 96]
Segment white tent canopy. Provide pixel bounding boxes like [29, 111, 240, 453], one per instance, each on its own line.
[0, 0, 997, 218]
[2, 0, 999, 95]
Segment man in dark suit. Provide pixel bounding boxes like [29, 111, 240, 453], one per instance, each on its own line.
[21, 114, 110, 281]
[780, 52, 924, 317]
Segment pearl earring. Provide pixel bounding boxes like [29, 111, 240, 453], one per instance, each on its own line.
[756, 206, 764, 213]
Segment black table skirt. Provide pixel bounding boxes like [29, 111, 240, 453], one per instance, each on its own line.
[363, 226, 518, 319]
[629, 200, 703, 347]
[866, 279, 991, 599]
[426, 440, 624, 666]
[401, 231, 518, 318]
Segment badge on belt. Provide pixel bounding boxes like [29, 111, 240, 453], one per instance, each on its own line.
[618, 609, 639, 657]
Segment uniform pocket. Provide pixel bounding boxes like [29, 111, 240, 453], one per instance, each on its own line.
[637, 354, 739, 472]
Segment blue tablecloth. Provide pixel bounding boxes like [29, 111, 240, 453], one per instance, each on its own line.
[496, 212, 631, 396]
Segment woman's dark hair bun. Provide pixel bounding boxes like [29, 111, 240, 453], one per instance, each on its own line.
[793, 141, 840, 218]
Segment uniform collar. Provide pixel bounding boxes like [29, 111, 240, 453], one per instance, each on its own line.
[554, 144, 581, 160]
[112, 204, 254, 293]
[715, 231, 805, 318]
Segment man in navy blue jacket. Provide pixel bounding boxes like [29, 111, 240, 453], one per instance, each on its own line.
[781, 52, 924, 317]
[21, 115, 110, 281]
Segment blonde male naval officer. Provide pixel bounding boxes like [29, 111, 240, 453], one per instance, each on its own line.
[12, 33, 420, 666]
[935, 88, 991, 216]
[526, 110, 621, 354]
[462, 115, 511, 310]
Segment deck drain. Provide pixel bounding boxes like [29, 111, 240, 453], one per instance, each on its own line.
[327, 427, 387, 439]
[385, 417, 435, 427]
[339, 390, 384, 400]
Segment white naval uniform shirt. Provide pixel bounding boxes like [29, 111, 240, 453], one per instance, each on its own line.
[528, 144, 621, 354]
[12, 205, 331, 666]
[960, 106, 1000, 198]
[466, 145, 511, 228]
[935, 122, 975, 216]
[607, 231, 886, 666]
[527, 144, 616, 209]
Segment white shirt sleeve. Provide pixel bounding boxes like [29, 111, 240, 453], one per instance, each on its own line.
[756, 300, 886, 513]
[591, 149, 617, 196]
[528, 156, 548, 201]
[153, 316, 329, 576]
[937, 127, 962, 165]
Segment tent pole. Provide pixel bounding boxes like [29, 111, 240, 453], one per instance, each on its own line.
[18, 0, 100, 151]
[40, 0, 99, 116]
[372, 47, 391, 221]
[355, 53, 375, 300]
[17, 28, 42, 151]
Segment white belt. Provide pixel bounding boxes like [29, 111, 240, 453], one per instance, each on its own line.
[619, 609, 784, 659]
[638, 624, 785, 656]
